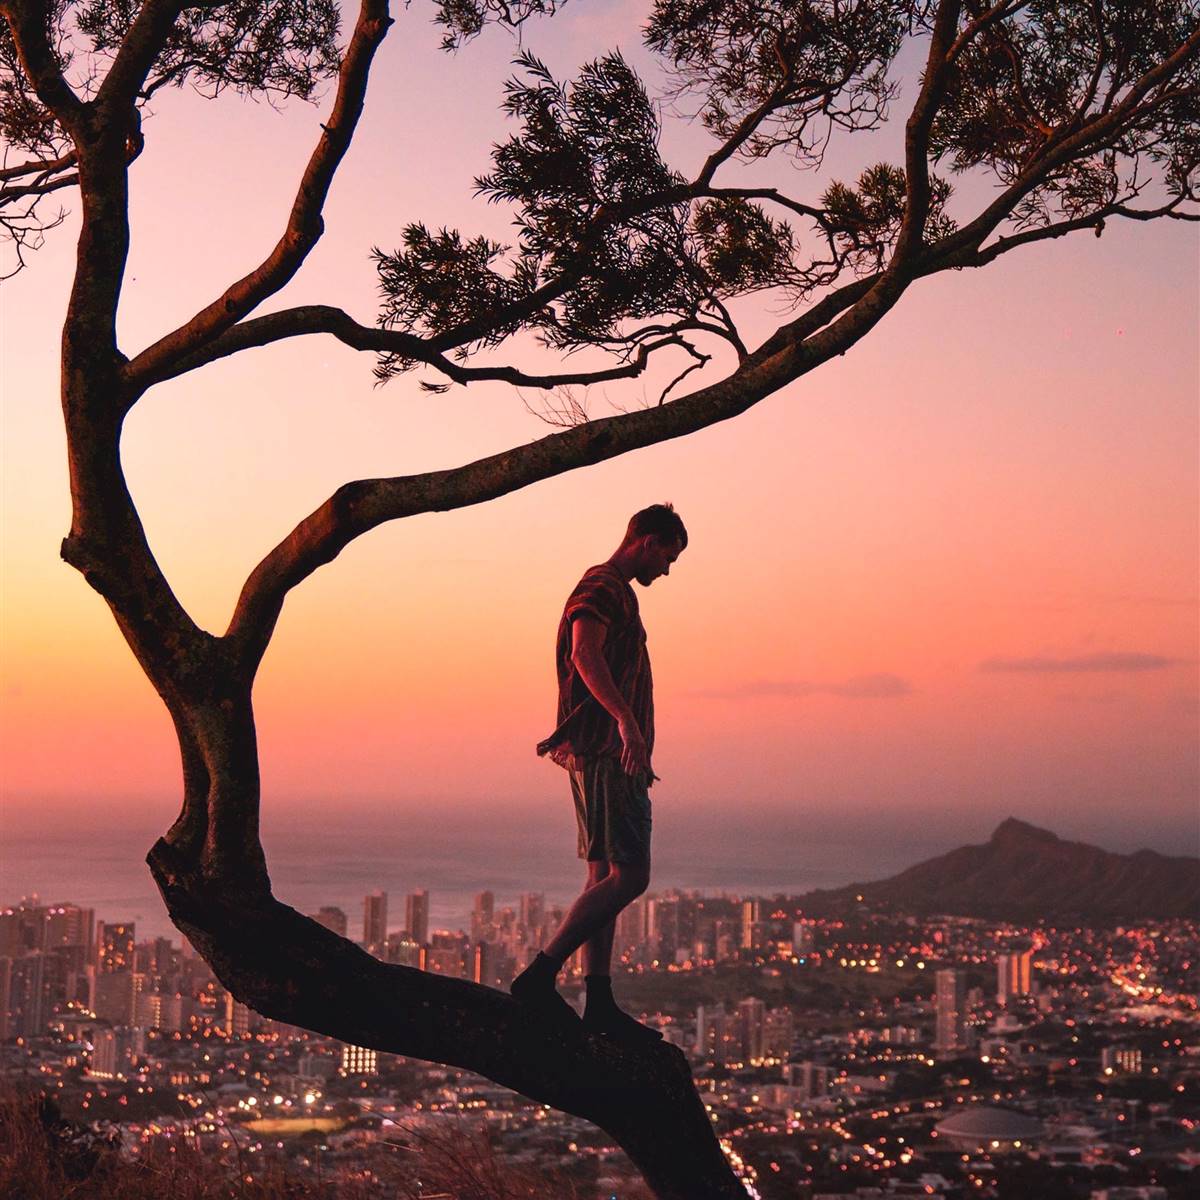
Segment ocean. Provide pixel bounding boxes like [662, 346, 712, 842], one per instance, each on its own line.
[1, 803, 949, 942]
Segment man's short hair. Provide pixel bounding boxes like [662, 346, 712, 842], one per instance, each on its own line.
[626, 503, 688, 550]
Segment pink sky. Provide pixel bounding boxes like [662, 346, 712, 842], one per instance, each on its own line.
[1, 1, 1197, 856]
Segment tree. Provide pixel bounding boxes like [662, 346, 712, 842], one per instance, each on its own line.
[1, 1, 1196, 1195]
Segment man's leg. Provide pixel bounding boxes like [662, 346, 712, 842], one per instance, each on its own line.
[581, 860, 616, 977]
[543, 860, 649, 963]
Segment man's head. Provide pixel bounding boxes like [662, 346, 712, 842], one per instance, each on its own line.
[622, 503, 687, 586]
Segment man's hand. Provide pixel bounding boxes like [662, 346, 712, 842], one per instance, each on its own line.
[618, 716, 650, 778]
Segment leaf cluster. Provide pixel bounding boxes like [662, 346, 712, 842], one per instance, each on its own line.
[76, 0, 342, 100]
[431, 0, 564, 53]
[645, 0, 923, 166]
[822, 162, 956, 272]
[0, 0, 73, 155]
[373, 50, 800, 379]
[932, 0, 1200, 225]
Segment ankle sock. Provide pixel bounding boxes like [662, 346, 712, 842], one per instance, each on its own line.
[512, 950, 564, 995]
[583, 974, 662, 1043]
[584, 973, 617, 1014]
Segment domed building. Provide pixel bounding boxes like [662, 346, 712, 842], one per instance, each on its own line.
[934, 1105, 1043, 1152]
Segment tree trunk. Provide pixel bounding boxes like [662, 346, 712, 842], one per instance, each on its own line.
[145, 696, 749, 1200]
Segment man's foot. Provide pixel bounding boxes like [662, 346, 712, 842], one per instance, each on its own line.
[582, 1006, 664, 1046]
[510, 951, 580, 1025]
[582, 974, 663, 1046]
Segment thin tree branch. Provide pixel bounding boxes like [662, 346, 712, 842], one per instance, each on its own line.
[935, 21, 1200, 263]
[130, 302, 701, 391]
[945, 0, 1029, 64]
[0, 146, 75, 181]
[0, 170, 77, 201]
[123, 0, 394, 390]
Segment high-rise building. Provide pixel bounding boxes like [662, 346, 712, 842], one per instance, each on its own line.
[934, 968, 965, 1055]
[1101, 1046, 1143, 1074]
[740, 899, 760, 949]
[340, 1044, 377, 1075]
[1, 954, 46, 1037]
[615, 896, 650, 958]
[786, 1061, 831, 1099]
[763, 1007, 795, 1062]
[737, 997, 766, 1064]
[696, 1002, 727, 1063]
[312, 907, 348, 938]
[471, 891, 495, 941]
[87, 1025, 119, 1078]
[97, 922, 135, 973]
[384, 932, 421, 968]
[519, 892, 545, 937]
[93, 969, 144, 1026]
[996, 949, 1033, 1005]
[363, 892, 388, 952]
[224, 991, 256, 1037]
[406, 890, 429, 945]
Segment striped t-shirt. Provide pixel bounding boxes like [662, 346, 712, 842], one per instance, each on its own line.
[536, 563, 655, 779]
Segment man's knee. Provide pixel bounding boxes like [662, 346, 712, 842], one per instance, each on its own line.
[612, 862, 650, 900]
[586, 858, 611, 884]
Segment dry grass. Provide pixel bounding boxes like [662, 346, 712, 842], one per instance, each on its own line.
[0, 1087, 619, 1200]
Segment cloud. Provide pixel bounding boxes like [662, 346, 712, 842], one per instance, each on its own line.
[697, 673, 913, 700]
[980, 652, 1176, 673]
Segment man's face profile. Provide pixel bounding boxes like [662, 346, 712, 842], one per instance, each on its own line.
[634, 534, 684, 587]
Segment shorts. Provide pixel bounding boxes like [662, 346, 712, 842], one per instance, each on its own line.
[569, 756, 652, 866]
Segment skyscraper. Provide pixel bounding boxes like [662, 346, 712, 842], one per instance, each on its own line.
[996, 949, 1033, 1005]
[519, 892, 544, 936]
[97, 922, 135, 973]
[696, 1002, 727, 1063]
[406, 890, 429, 946]
[471, 891, 495, 941]
[737, 996, 766, 1064]
[935, 967, 965, 1055]
[363, 892, 387, 952]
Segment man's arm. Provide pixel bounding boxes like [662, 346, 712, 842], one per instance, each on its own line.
[571, 615, 651, 778]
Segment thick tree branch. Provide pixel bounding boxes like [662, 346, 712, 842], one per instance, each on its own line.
[123, 0, 393, 390]
[94, 0, 190, 107]
[146, 842, 749, 1200]
[893, 0, 963, 265]
[1, 0, 85, 128]
[224, 273, 931, 671]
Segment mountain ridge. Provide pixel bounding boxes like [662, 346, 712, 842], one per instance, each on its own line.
[801, 818, 1199, 921]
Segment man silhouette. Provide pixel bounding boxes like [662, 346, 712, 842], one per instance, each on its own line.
[511, 504, 687, 1045]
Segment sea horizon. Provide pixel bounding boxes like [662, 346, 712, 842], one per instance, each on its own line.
[4, 807, 945, 943]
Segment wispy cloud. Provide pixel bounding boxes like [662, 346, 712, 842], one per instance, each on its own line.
[980, 652, 1176, 673]
[697, 673, 913, 700]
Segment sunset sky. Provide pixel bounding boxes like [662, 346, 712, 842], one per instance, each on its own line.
[2, 0, 1197, 865]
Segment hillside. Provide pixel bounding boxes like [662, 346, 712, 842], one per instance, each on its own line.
[802, 818, 1199, 921]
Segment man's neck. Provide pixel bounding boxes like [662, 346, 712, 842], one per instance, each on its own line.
[605, 543, 639, 583]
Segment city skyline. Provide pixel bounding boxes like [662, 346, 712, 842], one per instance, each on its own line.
[3, 879, 1195, 1196]
[1, 2, 1196, 855]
